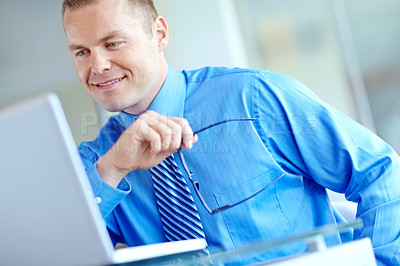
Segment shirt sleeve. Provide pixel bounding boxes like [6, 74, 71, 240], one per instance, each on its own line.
[86, 162, 131, 218]
[78, 142, 131, 245]
[254, 71, 400, 265]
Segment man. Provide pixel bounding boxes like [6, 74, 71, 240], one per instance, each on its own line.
[63, 0, 400, 265]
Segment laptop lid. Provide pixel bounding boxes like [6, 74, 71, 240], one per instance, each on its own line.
[0, 93, 206, 265]
[0, 93, 114, 265]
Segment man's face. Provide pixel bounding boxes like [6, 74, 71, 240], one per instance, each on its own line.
[64, 0, 167, 114]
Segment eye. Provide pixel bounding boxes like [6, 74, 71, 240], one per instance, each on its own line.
[107, 42, 119, 48]
[75, 50, 88, 57]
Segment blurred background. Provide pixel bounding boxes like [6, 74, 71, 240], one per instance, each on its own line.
[1, 0, 399, 154]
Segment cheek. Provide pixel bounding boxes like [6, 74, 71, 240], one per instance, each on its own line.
[74, 61, 90, 84]
[114, 52, 135, 70]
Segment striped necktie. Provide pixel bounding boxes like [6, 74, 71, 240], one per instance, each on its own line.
[150, 154, 209, 253]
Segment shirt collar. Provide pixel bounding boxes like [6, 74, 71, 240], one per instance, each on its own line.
[119, 66, 186, 128]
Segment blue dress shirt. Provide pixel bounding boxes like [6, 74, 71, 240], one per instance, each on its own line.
[78, 66, 400, 265]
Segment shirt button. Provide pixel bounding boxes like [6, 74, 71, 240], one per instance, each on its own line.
[94, 197, 102, 204]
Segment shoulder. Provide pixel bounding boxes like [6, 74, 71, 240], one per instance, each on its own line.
[182, 66, 264, 84]
[182, 66, 266, 100]
[182, 66, 317, 99]
[181, 66, 307, 91]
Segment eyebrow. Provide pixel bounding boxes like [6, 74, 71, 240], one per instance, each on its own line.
[68, 30, 125, 51]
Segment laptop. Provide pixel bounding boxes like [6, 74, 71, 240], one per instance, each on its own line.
[0, 93, 206, 265]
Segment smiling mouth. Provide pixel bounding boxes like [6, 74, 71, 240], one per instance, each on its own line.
[94, 76, 126, 87]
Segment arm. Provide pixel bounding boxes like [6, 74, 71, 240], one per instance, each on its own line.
[79, 110, 197, 245]
[255, 71, 400, 265]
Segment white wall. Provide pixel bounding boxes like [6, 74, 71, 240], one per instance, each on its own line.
[0, 1, 100, 144]
[154, 0, 248, 70]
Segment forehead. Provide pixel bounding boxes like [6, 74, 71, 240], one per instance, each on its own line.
[64, 0, 142, 45]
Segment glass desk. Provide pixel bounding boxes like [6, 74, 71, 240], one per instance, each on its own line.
[122, 219, 376, 265]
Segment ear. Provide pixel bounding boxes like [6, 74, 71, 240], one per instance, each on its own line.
[153, 16, 169, 52]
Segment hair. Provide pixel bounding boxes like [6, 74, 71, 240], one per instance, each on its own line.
[62, 0, 158, 35]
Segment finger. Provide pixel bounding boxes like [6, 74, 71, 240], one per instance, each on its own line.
[155, 116, 182, 151]
[137, 124, 162, 155]
[137, 111, 195, 151]
[193, 133, 199, 144]
[145, 113, 189, 151]
[168, 119, 183, 150]
[139, 112, 175, 152]
[168, 117, 195, 149]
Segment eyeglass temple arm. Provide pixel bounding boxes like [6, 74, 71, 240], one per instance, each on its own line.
[207, 173, 285, 214]
[193, 118, 257, 135]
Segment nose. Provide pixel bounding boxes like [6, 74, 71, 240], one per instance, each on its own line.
[90, 50, 111, 75]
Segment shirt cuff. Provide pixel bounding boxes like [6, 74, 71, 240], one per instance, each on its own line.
[86, 163, 131, 218]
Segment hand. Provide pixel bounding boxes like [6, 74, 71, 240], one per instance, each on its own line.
[97, 111, 198, 188]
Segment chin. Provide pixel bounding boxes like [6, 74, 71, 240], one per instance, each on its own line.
[102, 105, 124, 113]
[94, 94, 129, 112]
[97, 101, 125, 113]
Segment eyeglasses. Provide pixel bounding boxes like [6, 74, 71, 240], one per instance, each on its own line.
[178, 118, 285, 214]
